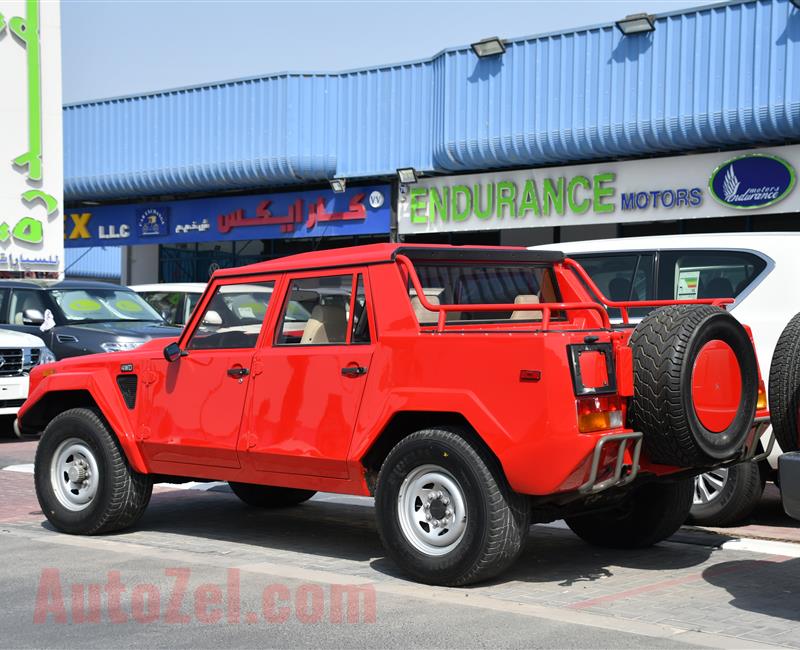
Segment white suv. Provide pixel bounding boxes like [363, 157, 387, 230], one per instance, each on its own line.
[0, 328, 55, 431]
[534, 232, 798, 526]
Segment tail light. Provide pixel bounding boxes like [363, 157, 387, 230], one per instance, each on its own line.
[757, 378, 767, 411]
[577, 395, 624, 433]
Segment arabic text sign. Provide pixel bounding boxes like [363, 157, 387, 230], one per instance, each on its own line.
[64, 185, 392, 247]
[397, 144, 800, 234]
[0, 0, 63, 271]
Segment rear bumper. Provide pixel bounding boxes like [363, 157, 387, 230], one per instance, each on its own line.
[578, 431, 642, 494]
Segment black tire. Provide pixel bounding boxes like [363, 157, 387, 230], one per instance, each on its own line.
[688, 461, 764, 527]
[769, 312, 800, 452]
[630, 305, 758, 466]
[34, 408, 153, 535]
[565, 478, 694, 548]
[375, 427, 530, 587]
[228, 482, 316, 508]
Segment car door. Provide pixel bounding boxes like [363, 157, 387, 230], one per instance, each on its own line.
[244, 269, 375, 479]
[140, 277, 278, 469]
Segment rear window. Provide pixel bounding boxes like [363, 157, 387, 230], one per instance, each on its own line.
[571, 249, 768, 322]
[657, 251, 767, 301]
[570, 253, 655, 320]
[409, 263, 561, 323]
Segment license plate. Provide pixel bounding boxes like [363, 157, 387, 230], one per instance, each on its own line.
[0, 376, 29, 400]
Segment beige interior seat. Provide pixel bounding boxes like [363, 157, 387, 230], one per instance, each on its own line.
[301, 303, 348, 344]
[410, 294, 440, 324]
[511, 294, 542, 321]
[409, 290, 462, 324]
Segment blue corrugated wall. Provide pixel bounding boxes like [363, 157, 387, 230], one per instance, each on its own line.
[64, 0, 800, 201]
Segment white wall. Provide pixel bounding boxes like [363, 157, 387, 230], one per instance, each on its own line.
[124, 245, 160, 285]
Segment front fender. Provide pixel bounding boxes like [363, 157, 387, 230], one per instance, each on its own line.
[18, 371, 149, 474]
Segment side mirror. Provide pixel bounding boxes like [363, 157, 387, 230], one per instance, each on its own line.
[202, 310, 223, 326]
[22, 308, 45, 325]
[163, 342, 184, 363]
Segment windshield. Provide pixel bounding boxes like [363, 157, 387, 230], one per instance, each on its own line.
[49, 288, 164, 323]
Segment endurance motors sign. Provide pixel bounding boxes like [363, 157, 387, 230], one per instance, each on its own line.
[398, 145, 799, 235]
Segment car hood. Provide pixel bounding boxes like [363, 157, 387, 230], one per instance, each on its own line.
[0, 327, 46, 348]
[58, 321, 181, 340]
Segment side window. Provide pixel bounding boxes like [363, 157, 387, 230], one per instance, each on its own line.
[0, 289, 9, 323]
[186, 281, 274, 350]
[9, 290, 48, 325]
[571, 254, 655, 319]
[184, 293, 201, 326]
[139, 291, 182, 325]
[276, 274, 370, 346]
[657, 251, 767, 301]
[351, 275, 371, 344]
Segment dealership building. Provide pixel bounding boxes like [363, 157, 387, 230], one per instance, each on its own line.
[63, 0, 800, 283]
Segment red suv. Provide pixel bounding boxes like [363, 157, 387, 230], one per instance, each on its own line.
[20, 244, 768, 585]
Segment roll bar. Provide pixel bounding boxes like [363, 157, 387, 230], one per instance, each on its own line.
[395, 254, 611, 331]
[394, 254, 735, 332]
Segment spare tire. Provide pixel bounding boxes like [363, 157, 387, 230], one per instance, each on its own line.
[768, 312, 800, 453]
[630, 305, 758, 466]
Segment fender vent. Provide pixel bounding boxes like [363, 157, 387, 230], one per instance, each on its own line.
[116, 375, 138, 409]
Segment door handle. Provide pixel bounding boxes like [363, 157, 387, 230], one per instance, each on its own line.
[341, 366, 367, 377]
[227, 366, 250, 378]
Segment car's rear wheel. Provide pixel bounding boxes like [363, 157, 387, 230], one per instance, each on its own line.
[34, 408, 153, 535]
[375, 427, 529, 586]
[688, 461, 764, 527]
[228, 482, 316, 507]
[565, 478, 694, 548]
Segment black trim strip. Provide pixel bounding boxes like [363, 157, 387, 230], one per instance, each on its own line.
[393, 246, 565, 263]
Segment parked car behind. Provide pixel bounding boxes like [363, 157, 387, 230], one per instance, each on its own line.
[0, 328, 54, 433]
[534, 232, 797, 526]
[0, 280, 180, 360]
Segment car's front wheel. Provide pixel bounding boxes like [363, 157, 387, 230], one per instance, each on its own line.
[375, 427, 529, 586]
[34, 408, 153, 535]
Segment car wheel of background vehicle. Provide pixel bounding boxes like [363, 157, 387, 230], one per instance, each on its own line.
[228, 482, 316, 507]
[630, 305, 758, 466]
[34, 408, 153, 535]
[769, 312, 800, 453]
[565, 478, 694, 548]
[375, 427, 530, 587]
[688, 461, 764, 527]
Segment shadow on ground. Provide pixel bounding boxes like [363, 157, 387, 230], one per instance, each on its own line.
[48, 486, 723, 589]
[703, 557, 800, 622]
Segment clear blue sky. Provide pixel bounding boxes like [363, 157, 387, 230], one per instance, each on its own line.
[61, 0, 720, 104]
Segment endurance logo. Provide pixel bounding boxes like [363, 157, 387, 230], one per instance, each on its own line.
[709, 154, 796, 210]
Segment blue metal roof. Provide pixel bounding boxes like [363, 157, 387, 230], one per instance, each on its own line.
[64, 0, 800, 201]
[64, 246, 122, 280]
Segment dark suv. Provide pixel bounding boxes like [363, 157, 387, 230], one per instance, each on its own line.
[0, 280, 181, 359]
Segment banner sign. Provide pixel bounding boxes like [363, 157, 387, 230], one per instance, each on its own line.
[0, 0, 63, 272]
[64, 185, 391, 248]
[398, 145, 799, 235]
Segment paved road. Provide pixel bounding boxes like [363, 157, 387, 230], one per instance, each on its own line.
[2, 436, 800, 648]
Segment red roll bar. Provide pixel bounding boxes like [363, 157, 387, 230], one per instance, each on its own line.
[395, 254, 612, 331]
